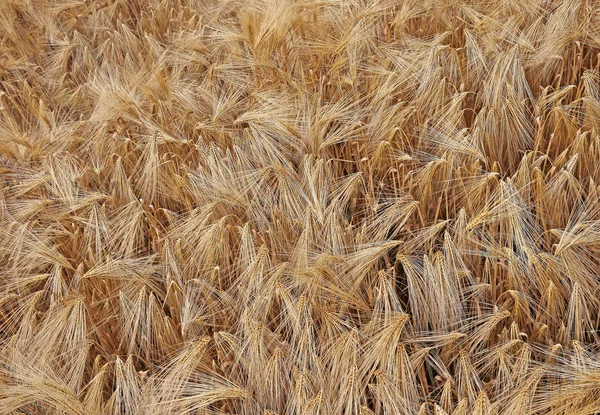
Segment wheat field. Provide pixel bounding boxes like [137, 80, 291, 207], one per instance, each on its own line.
[1, 0, 600, 414]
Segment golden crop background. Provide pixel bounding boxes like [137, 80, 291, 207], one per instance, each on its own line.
[1, 0, 600, 413]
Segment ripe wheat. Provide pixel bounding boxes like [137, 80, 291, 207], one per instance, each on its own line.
[1, 0, 600, 414]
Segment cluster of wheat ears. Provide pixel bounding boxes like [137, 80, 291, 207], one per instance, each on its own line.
[2, 0, 600, 414]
